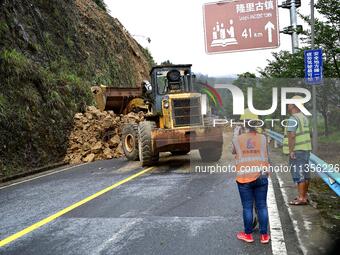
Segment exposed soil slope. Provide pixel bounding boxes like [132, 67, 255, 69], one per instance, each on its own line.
[0, 0, 154, 177]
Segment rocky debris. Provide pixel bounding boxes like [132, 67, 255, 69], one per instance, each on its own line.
[64, 106, 144, 164]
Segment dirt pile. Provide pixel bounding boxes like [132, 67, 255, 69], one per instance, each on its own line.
[64, 106, 144, 164]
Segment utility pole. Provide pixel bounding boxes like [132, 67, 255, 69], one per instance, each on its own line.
[279, 0, 302, 53]
[311, 0, 318, 152]
[289, 0, 299, 53]
[280, 0, 317, 151]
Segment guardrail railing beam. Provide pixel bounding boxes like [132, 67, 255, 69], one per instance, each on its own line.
[266, 129, 340, 196]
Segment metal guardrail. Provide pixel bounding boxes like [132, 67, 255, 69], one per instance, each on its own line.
[267, 130, 340, 196]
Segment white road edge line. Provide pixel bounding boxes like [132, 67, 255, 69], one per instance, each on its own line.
[0, 163, 88, 190]
[268, 178, 288, 255]
[276, 174, 308, 255]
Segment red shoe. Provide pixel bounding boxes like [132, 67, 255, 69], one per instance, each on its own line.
[260, 234, 270, 244]
[237, 232, 254, 243]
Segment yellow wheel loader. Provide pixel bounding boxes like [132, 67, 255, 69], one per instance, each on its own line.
[92, 64, 223, 166]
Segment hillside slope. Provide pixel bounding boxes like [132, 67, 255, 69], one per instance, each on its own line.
[0, 0, 154, 176]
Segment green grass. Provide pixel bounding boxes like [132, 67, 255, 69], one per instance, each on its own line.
[66, 36, 74, 49]
[316, 114, 338, 139]
[0, 49, 30, 69]
[0, 48, 94, 174]
[0, 20, 9, 35]
[319, 130, 340, 144]
[0, 94, 6, 117]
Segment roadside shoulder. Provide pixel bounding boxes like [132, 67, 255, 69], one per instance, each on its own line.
[270, 147, 335, 255]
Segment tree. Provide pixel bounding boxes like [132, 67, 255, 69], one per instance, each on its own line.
[259, 50, 339, 135]
[299, 0, 340, 78]
[232, 72, 287, 126]
[259, 50, 305, 78]
[160, 60, 173, 66]
[93, 0, 107, 12]
[257, 0, 340, 136]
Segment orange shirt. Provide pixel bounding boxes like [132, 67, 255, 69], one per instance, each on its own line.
[232, 132, 269, 184]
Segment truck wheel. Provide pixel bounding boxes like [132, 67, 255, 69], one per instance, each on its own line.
[138, 121, 159, 166]
[171, 150, 190, 156]
[122, 124, 139, 161]
[199, 144, 222, 162]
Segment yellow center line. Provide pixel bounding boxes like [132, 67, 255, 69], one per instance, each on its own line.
[0, 167, 154, 247]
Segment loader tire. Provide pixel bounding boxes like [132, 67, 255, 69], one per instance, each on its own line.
[199, 144, 222, 162]
[122, 124, 139, 161]
[138, 121, 159, 166]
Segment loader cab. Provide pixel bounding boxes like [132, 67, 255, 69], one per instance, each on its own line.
[149, 65, 194, 114]
[150, 65, 192, 94]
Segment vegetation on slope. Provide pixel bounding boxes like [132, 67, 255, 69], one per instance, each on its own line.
[0, 0, 154, 176]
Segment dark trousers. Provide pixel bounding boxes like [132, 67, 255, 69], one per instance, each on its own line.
[237, 177, 269, 234]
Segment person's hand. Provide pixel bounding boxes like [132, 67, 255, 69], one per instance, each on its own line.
[290, 152, 296, 159]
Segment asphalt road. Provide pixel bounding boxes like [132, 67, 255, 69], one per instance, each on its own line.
[0, 135, 303, 255]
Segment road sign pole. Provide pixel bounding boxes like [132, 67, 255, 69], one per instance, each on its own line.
[289, 0, 299, 53]
[311, 0, 318, 152]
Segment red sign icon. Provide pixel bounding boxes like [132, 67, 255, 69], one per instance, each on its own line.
[203, 0, 280, 54]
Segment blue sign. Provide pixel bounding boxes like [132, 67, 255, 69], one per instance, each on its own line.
[304, 49, 323, 85]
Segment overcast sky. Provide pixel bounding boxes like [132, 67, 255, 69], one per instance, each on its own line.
[105, 0, 316, 77]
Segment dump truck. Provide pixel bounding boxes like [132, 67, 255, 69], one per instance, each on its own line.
[92, 64, 223, 166]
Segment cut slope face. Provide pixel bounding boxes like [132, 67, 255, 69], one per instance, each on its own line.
[0, 0, 154, 176]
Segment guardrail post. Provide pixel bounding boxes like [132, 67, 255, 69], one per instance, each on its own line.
[267, 136, 271, 144]
[274, 140, 278, 148]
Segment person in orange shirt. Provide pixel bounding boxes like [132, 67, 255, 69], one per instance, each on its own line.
[232, 110, 270, 244]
